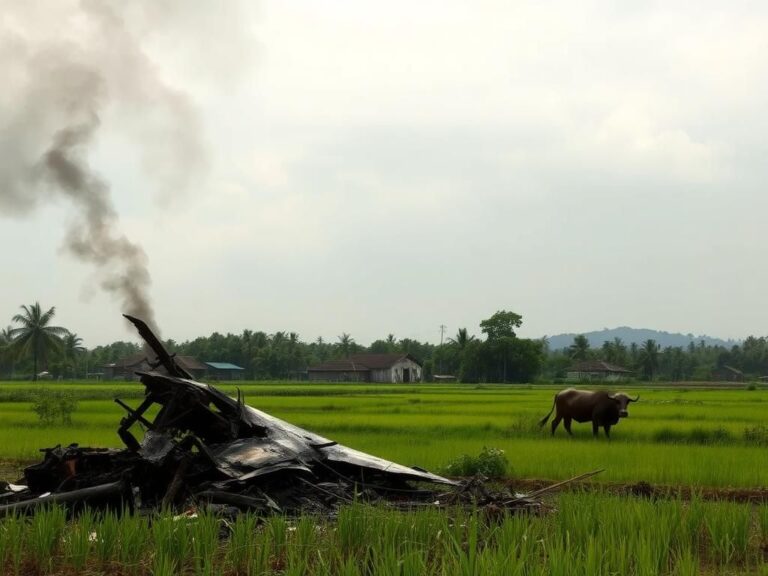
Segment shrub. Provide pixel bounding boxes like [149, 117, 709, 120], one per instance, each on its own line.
[504, 417, 540, 437]
[442, 446, 508, 478]
[744, 425, 768, 446]
[689, 426, 731, 444]
[652, 426, 732, 445]
[31, 389, 78, 425]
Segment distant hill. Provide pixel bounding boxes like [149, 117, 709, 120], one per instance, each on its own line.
[545, 327, 738, 351]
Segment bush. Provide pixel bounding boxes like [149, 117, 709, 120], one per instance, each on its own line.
[689, 426, 731, 444]
[744, 425, 768, 446]
[31, 389, 78, 425]
[442, 446, 508, 478]
[504, 417, 540, 437]
[652, 426, 732, 445]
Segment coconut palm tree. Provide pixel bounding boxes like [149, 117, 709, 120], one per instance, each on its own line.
[0, 326, 16, 378]
[449, 328, 475, 350]
[638, 339, 660, 381]
[601, 337, 628, 365]
[10, 302, 68, 381]
[61, 331, 86, 378]
[314, 336, 330, 362]
[337, 333, 354, 357]
[385, 334, 397, 352]
[569, 335, 590, 361]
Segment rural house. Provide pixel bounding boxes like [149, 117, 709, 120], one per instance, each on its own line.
[711, 365, 745, 382]
[308, 354, 423, 383]
[104, 354, 208, 381]
[566, 361, 633, 382]
[205, 362, 245, 380]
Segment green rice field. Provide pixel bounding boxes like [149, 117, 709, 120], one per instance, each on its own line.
[1, 381, 767, 487]
[2, 381, 768, 574]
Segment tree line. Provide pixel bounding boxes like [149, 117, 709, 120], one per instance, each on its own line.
[1, 302, 766, 382]
[541, 334, 768, 381]
[0, 303, 544, 382]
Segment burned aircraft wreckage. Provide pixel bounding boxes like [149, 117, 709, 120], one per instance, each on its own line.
[0, 316, 544, 517]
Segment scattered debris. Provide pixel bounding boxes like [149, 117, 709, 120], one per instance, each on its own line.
[0, 315, 575, 518]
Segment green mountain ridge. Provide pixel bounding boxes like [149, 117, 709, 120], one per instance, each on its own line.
[545, 327, 739, 352]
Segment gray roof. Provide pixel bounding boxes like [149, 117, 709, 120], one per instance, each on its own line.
[205, 362, 244, 371]
[309, 353, 421, 372]
[106, 354, 207, 372]
[568, 361, 632, 373]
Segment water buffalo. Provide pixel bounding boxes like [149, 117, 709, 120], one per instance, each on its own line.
[538, 388, 639, 438]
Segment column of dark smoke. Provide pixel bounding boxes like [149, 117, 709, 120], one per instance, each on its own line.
[0, 2, 215, 340]
[40, 111, 158, 334]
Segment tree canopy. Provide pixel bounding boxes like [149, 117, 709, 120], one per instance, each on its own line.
[3, 302, 768, 384]
[479, 310, 523, 340]
[9, 303, 68, 380]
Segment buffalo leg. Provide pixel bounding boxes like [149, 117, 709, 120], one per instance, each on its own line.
[563, 417, 573, 436]
[603, 425, 611, 439]
[592, 420, 600, 437]
[551, 415, 562, 435]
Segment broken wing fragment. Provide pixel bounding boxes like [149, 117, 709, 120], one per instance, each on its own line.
[118, 370, 455, 487]
[118, 314, 454, 487]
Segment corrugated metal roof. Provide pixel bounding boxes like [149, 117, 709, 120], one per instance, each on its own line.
[176, 356, 208, 371]
[568, 361, 632, 373]
[309, 353, 421, 372]
[205, 362, 245, 370]
[350, 353, 420, 369]
[106, 354, 208, 372]
[307, 359, 370, 372]
[105, 353, 146, 369]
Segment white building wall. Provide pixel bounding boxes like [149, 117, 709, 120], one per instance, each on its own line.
[371, 359, 422, 383]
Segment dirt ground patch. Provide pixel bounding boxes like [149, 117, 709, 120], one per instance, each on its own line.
[3, 460, 767, 505]
[0, 461, 26, 483]
[507, 477, 768, 503]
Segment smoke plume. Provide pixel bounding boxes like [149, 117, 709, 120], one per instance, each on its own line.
[0, 1, 207, 334]
[41, 111, 156, 326]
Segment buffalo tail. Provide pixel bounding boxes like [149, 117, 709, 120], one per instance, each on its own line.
[538, 396, 556, 427]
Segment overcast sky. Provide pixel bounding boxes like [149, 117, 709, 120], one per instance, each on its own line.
[1, 1, 767, 347]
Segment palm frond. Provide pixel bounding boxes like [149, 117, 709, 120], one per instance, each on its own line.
[11, 313, 32, 327]
[44, 326, 69, 337]
[39, 306, 57, 326]
[8, 328, 33, 346]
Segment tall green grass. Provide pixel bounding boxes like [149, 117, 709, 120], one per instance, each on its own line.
[1, 495, 766, 575]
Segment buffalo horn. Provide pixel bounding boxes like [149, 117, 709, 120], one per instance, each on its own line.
[629, 395, 640, 402]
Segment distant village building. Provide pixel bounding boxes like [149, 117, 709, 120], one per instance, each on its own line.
[105, 356, 245, 381]
[205, 362, 245, 380]
[104, 354, 208, 380]
[566, 361, 633, 382]
[711, 365, 745, 382]
[308, 354, 422, 383]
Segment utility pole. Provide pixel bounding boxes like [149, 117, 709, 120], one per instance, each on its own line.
[438, 324, 447, 376]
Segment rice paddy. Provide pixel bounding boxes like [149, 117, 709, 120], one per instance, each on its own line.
[1, 381, 767, 574]
[1, 381, 766, 487]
